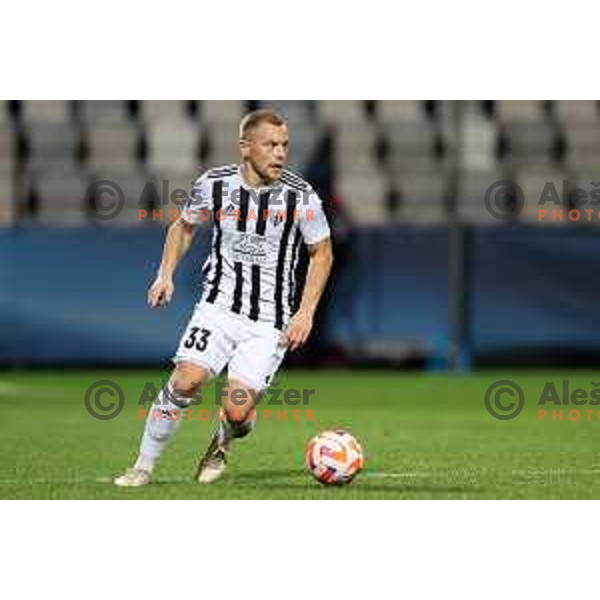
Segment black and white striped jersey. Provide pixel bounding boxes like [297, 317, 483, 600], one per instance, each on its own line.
[182, 164, 330, 330]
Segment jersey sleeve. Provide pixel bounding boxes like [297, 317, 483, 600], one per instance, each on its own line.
[181, 174, 213, 225]
[298, 189, 331, 245]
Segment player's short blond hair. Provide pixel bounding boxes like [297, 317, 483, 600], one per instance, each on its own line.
[240, 109, 286, 140]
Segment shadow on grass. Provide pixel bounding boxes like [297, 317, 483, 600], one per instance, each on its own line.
[214, 468, 482, 495]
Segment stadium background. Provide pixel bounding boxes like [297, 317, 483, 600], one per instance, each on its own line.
[3, 100, 600, 368]
[2, 100, 600, 499]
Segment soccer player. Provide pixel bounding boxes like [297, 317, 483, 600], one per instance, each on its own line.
[114, 109, 333, 486]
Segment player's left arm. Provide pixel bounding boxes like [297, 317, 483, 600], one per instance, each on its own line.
[283, 237, 333, 351]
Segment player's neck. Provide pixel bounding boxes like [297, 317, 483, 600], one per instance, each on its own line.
[240, 162, 275, 189]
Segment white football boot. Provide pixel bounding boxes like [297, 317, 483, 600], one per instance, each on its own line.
[196, 421, 230, 483]
[196, 448, 227, 483]
[113, 467, 152, 487]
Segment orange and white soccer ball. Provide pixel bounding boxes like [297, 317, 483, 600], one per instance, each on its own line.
[305, 429, 365, 485]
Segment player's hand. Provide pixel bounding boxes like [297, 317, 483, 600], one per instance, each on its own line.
[147, 275, 174, 308]
[281, 310, 314, 351]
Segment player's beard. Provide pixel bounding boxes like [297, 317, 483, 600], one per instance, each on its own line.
[252, 160, 281, 186]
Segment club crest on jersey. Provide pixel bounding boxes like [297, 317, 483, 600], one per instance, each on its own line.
[232, 232, 268, 264]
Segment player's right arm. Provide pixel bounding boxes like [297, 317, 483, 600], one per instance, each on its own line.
[148, 171, 213, 308]
[147, 218, 195, 308]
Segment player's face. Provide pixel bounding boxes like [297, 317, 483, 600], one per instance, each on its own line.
[241, 123, 289, 183]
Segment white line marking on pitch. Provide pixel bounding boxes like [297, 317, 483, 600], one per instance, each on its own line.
[0, 476, 198, 485]
[0, 382, 49, 397]
[95, 476, 193, 484]
[365, 468, 600, 479]
[364, 472, 434, 478]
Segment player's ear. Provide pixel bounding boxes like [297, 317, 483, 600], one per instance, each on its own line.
[239, 137, 250, 159]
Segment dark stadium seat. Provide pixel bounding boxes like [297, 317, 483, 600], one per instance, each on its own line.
[337, 172, 389, 225]
[393, 168, 448, 224]
[0, 124, 15, 173]
[25, 122, 81, 170]
[140, 100, 191, 124]
[200, 101, 245, 126]
[553, 100, 599, 124]
[84, 123, 142, 171]
[383, 121, 437, 166]
[145, 120, 202, 174]
[501, 122, 557, 165]
[456, 169, 508, 224]
[79, 100, 130, 124]
[21, 100, 73, 125]
[376, 100, 426, 124]
[90, 167, 155, 226]
[0, 171, 14, 225]
[495, 100, 546, 123]
[29, 168, 90, 226]
[515, 166, 568, 225]
[316, 100, 368, 126]
[563, 123, 600, 168]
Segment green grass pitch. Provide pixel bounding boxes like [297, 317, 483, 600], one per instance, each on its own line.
[1, 369, 599, 499]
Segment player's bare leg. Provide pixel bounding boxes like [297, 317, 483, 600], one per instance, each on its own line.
[114, 362, 210, 487]
[196, 379, 258, 483]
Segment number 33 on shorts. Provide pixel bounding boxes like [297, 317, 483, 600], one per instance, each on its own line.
[183, 327, 212, 352]
[173, 302, 286, 390]
[175, 311, 233, 377]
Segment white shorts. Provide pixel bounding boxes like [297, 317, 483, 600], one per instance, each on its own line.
[173, 301, 287, 391]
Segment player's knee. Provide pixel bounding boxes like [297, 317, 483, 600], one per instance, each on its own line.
[169, 376, 196, 398]
[170, 363, 209, 397]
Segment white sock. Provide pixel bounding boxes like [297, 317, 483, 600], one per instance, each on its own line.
[134, 386, 188, 472]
